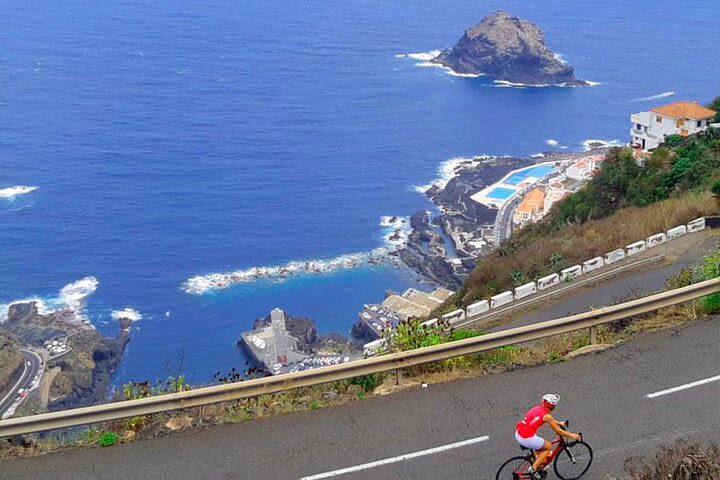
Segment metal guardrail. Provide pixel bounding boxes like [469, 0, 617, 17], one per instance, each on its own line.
[1, 277, 718, 438]
[455, 254, 666, 328]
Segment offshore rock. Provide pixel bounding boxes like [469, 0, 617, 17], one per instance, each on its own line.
[433, 11, 588, 86]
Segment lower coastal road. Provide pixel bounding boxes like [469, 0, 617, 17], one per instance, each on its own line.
[2, 318, 718, 479]
[0, 350, 42, 419]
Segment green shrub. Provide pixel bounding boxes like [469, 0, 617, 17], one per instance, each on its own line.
[349, 374, 382, 392]
[698, 249, 720, 313]
[308, 401, 320, 410]
[448, 329, 484, 341]
[99, 432, 119, 448]
[548, 352, 563, 363]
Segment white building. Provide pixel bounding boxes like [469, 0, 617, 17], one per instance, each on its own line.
[566, 154, 603, 181]
[543, 182, 569, 216]
[630, 101, 716, 151]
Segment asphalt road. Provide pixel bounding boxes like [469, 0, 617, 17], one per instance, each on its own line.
[2, 318, 718, 480]
[0, 350, 42, 418]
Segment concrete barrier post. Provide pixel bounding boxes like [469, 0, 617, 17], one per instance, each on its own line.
[589, 326, 597, 345]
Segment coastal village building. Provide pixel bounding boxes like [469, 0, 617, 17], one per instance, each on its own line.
[630, 101, 715, 152]
[543, 183, 570, 216]
[565, 154, 603, 181]
[513, 188, 545, 226]
[358, 287, 453, 338]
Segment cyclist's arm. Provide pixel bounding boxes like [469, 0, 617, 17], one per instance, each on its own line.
[544, 414, 581, 440]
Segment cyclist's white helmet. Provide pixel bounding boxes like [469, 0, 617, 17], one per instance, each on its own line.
[542, 393, 560, 407]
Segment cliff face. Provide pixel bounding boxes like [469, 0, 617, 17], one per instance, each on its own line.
[0, 332, 23, 396]
[0, 302, 131, 411]
[433, 11, 587, 86]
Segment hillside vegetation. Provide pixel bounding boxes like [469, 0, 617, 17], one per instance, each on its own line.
[0, 332, 23, 395]
[446, 125, 720, 310]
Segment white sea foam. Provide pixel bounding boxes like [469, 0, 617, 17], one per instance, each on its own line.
[413, 155, 493, 194]
[582, 139, 621, 151]
[0, 186, 38, 198]
[493, 79, 600, 88]
[546, 139, 559, 146]
[0, 276, 99, 325]
[630, 91, 674, 102]
[405, 50, 442, 61]
[183, 249, 392, 295]
[380, 215, 411, 249]
[111, 308, 143, 322]
[398, 50, 483, 78]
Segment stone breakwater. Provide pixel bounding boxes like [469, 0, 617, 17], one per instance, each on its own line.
[183, 249, 399, 295]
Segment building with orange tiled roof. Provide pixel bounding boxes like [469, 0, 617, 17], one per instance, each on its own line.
[630, 100, 716, 152]
[513, 188, 545, 226]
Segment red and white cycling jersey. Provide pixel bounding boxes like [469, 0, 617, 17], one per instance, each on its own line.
[516, 405, 549, 438]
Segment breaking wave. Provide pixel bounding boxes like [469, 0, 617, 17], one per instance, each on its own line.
[111, 308, 143, 322]
[413, 155, 493, 194]
[380, 215, 411, 250]
[546, 139, 559, 146]
[630, 91, 674, 102]
[397, 50, 483, 78]
[183, 249, 394, 295]
[0, 186, 38, 199]
[0, 276, 99, 326]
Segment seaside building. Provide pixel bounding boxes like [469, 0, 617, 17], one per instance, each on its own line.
[513, 188, 545, 226]
[565, 154, 603, 181]
[543, 183, 570, 216]
[630, 101, 715, 152]
[357, 287, 453, 339]
[238, 308, 357, 374]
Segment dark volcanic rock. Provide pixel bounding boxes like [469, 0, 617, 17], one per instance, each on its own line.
[1, 302, 132, 411]
[398, 210, 463, 290]
[433, 11, 587, 86]
[253, 314, 360, 355]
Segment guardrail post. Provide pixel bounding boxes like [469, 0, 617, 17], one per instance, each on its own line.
[395, 368, 400, 385]
[589, 326, 597, 345]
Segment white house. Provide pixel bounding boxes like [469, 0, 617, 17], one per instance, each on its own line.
[566, 154, 603, 181]
[543, 182, 569, 216]
[630, 101, 716, 151]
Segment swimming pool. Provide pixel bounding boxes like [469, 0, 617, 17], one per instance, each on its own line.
[486, 187, 516, 200]
[505, 165, 555, 185]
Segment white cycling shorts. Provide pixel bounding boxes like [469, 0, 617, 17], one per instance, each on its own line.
[515, 430, 546, 450]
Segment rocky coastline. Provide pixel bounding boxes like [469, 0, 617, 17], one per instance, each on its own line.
[432, 11, 588, 86]
[249, 313, 361, 357]
[0, 301, 132, 412]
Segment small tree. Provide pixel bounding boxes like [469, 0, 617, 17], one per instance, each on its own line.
[711, 181, 720, 207]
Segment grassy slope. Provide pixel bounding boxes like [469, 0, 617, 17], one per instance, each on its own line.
[442, 126, 720, 312]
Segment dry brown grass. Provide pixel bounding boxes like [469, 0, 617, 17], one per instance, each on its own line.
[452, 191, 717, 309]
[623, 439, 720, 479]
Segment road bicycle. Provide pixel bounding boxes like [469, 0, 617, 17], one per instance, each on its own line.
[495, 421, 593, 479]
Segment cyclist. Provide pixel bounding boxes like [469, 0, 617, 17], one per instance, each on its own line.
[515, 393, 581, 479]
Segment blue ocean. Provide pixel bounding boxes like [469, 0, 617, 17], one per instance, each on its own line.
[1, 0, 718, 383]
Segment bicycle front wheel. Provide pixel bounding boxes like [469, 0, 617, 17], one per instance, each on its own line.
[496, 455, 532, 480]
[553, 441, 593, 480]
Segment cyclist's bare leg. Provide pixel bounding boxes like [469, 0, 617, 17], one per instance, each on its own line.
[532, 440, 552, 471]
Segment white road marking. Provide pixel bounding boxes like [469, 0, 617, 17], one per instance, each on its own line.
[299, 435, 490, 479]
[646, 374, 720, 398]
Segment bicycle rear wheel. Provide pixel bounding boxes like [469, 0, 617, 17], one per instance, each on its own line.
[496, 455, 532, 480]
[553, 441, 593, 479]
